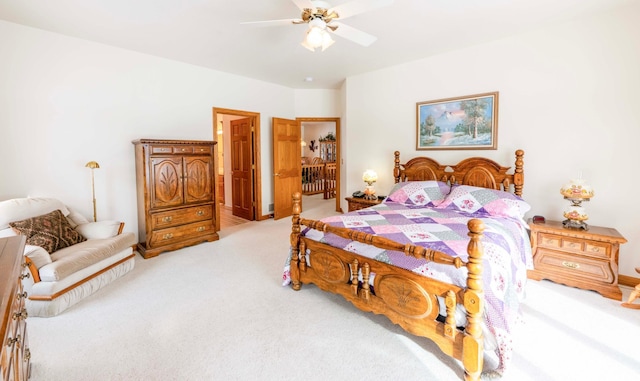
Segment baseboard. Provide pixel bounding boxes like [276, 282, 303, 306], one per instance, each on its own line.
[619, 274, 640, 287]
[258, 214, 272, 221]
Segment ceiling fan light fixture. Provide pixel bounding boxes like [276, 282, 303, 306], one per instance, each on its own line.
[306, 25, 325, 46]
[321, 31, 334, 51]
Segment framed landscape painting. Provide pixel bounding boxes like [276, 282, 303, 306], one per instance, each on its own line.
[416, 92, 498, 150]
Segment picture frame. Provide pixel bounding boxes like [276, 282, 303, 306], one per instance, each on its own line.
[416, 91, 498, 150]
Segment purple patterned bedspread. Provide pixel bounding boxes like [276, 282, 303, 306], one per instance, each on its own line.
[283, 200, 532, 374]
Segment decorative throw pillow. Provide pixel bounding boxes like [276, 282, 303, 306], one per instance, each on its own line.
[9, 209, 86, 253]
[386, 181, 451, 206]
[436, 185, 531, 219]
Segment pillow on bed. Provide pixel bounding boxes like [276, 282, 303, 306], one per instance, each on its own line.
[386, 181, 451, 206]
[436, 185, 530, 219]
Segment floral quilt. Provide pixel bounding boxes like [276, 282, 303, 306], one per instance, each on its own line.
[283, 193, 532, 375]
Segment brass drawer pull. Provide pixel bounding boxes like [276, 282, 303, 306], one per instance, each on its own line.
[562, 261, 580, 269]
[197, 226, 205, 232]
[196, 210, 205, 216]
[25, 348, 31, 361]
[13, 309, 28, 320]
[162, 233, 174, 240]
[17, 291, 27, 300]
[20, 272, 30, 280]
[7, 335, 20, 346]
[162, 216, 173, 223]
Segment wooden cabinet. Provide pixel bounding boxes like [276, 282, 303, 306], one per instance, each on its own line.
[133, 139, 219, 258]
[345, 197, 381, 212]
[319, 141, 336, 162]
[528, 219, 626, 300]
[1, 236, 31, 381]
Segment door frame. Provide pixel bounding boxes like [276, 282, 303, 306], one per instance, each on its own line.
[212, 108, 265, 231]
[297, 117, 341, 213]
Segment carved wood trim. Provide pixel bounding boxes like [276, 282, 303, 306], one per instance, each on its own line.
[394, 149, 525, 197]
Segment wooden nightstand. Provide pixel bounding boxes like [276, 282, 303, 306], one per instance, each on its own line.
[528, 219, 627, 300]
[345, 197, 382, 212]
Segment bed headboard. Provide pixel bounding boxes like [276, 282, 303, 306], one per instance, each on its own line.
[393, 150, 524, 196]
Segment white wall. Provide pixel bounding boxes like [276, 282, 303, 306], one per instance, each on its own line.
[0, 21, 295, 232]
[294, 89, 341, 117]
[343, 3, 640, 277]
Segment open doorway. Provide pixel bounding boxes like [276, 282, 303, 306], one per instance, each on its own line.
[212, 108, 264, 231]
[298, 117, 341, 213]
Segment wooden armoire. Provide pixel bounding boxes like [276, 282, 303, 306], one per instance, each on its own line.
[133, 139, 219, 258]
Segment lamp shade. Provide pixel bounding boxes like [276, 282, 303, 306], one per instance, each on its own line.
[362, 170, 378, 184]
[560, 178, 594, 199]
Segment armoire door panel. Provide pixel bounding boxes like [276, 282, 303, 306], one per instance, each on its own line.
[184, 156, 213, 204]
[150, 157, 184, 209]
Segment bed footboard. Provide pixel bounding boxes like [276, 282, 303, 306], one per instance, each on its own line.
[289, 192, 485, 381]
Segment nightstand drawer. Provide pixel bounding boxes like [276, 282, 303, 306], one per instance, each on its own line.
[538, 233, 609, 259]
[534, 248, 614, 283]
[539, 233, 561, 248]
[345, 197, 381, 212]
[584, 241, 610, 257]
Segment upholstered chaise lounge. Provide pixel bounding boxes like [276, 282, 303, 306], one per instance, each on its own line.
[0, 197, 136, 317]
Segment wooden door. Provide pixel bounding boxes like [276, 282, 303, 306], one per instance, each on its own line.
[184, 156, 214, 204]
[150, 157, 184, 209]
[230, 118, 254, 220]
[272, 117, 302, 220]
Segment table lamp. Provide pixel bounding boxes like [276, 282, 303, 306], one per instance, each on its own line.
[362, 169, 378, 200]
[560, 177, 593, 230]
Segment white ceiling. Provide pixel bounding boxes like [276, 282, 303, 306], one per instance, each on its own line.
[0, 0, 632, 89]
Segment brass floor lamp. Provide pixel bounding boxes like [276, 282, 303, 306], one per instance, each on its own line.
[85, 161, 100, 222]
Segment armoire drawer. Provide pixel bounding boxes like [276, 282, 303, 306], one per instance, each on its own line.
[150, 221, 216, 247]
[151, 205, 213, 229]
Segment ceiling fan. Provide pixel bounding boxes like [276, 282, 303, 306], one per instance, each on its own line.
[242, 0, 394, 52]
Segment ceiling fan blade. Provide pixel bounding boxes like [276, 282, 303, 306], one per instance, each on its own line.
[331, 0, 394, 20]
[291, 0, 315, 11]
[240, 19, 298, 27]
[330, 21, 377, 47]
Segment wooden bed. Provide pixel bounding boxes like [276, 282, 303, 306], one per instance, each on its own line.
[288, 150, 524, 381]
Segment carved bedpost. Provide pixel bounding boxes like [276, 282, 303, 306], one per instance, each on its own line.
[463, 219, 485, 381]
[394, 151, 401, 183]
[290, 192, 302, 291]
[513, 149, 524, 197]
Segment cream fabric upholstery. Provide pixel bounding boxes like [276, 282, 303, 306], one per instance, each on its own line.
[75, 220, 122, 239]
[41, 232, 135, 282]
[26, 256, 135, 317]
[0, 197, 69, 229]
[24, 244, 53, 269]
[0, 197, 136, 317]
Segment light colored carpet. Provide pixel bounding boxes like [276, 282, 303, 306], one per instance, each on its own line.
[27, 195, 640, 380]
